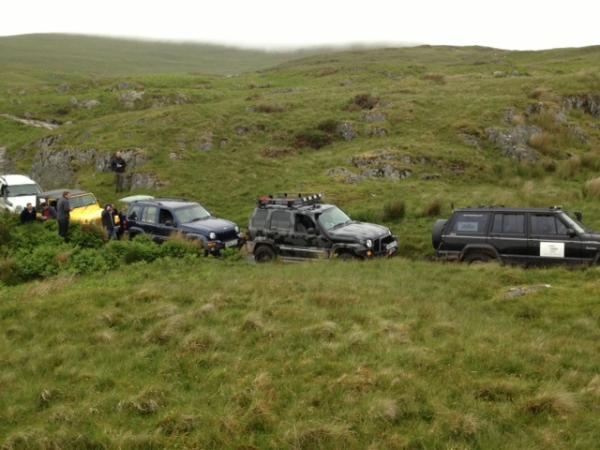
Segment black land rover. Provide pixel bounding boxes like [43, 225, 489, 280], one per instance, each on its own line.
[125, 198, 243, 254]
[247, 194, 398, 262]
[432, 206, 600, 265]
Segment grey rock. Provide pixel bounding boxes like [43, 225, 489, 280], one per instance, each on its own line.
[563, 94, 600, 117]
[0, 113, 60, 130]
[130, 172, 163, 190]
[219, 138, 229, 149]
[235, 126, 250, 136]
[120, 90, 144, 109]
[486, 126, 541, 162]
[458, 133, 481, 148]
[80, 99, 101, 109]
[568, 124, 588, 144]
[368, 127, 388, 137]
[493, 71, 507, 78]
[505, 284, 551, 300]
[169, 152, 183, 161]
[194, 134, 214, 152]
[364, 111, 387, 123]
[0, 146, 13, 172]
[336, 122, 357, 141]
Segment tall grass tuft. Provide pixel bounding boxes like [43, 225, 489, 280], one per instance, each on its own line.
[583, 177, 600, 198]
[383, 200, 406, 221]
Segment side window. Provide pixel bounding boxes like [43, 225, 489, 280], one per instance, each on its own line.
[270, 210, 292, 231]
[159, 209, 174, 225]
[128, 205, 142, 221]
[450, 212, 490, 235]
[556, 218, 568, 235]
[141, 206, 158, 224]
[251, 209, 268, 228]
[530, 215, 559, 235]
[295, 214, 316, 233]
[492, 214, 525, 235]
[0, 184, 5, 196]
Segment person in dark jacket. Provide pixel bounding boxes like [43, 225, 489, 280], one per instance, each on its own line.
[57, 191, 71, 241]
[20, 203, 36, 224]
[101, 204, 118, 240]
[110, 152, 127, 193]
[40, 202, 57, 221]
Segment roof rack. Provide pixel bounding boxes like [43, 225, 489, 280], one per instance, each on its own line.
[257, 193, 324, 208]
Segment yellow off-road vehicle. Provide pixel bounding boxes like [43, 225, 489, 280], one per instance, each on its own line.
[39, 189, 117, 226]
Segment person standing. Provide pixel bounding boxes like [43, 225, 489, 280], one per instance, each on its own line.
[20, 203, 37, 224]
[57, 191, 71, 241]
[101, 204, 118, 240]
[110, 151, 127, 193]
[40, 202, 57, 221]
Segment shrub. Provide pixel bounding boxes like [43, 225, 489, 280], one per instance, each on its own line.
[559, 155, 582, 178]
[581, 152, 600, 171]
[317, 119, 339, 134]
[14, 244, 69, 281]
[160, 236, 203, 259]
[422, 199, 442, 217]
[0, 212, 17, 247]
[583, 177, 600, 198]
[528, 132, 556, 156]
[120, 235, 161, 264]
[69, 223, 107, 249]
[68, 248, 119, 275]
[0, 257, 21, 285]
[10, 221, 63, 252]
[383, 200, 406, 221]
[351, 93, 379, 110]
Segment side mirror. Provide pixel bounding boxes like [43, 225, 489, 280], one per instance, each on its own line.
[575, 211, 583, 223]
[307, 228, 318, 235]
[567, 228, 577, 238]
[165, 220, 175, 227]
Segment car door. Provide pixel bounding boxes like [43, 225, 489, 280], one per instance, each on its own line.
[139, 205, 162, 241]
[528, 213, 582, 265]
[288, 213, 330, 259]
[488, 213, 528, 263]
[267, 210, 295, 258]
[156, 208, 177, 242]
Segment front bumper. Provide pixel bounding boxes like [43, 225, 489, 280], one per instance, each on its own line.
[205, 234, 246, 253]
[365, 234, 399, 258]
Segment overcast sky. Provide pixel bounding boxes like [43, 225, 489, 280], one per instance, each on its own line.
[2, 0, 599, 50]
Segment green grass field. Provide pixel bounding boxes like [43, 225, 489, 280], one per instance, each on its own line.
[1, 34, 600, 448]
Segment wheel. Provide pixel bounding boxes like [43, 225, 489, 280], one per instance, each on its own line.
[463, 252, 492, 264]
[337, 251, 358, 261]
[254, 245, 276, 263]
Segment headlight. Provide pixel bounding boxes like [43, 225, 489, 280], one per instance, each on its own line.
[365, 239, 373, 248]
[209, 232, 217, 240]
[234, 225, 240, 233]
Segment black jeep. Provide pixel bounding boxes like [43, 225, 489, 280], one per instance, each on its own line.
[125, 198, 243, 254]
[432, 206, 600, 266]
[247, 194, 398, 262]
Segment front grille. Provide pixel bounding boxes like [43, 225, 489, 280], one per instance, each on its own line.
[217, 229, 238, 241]
[374, 234, 396, 254]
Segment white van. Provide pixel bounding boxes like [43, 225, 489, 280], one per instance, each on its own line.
[0, 174, 43, 213]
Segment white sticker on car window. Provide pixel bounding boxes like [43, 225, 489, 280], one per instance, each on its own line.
[540, 242, 565, 258]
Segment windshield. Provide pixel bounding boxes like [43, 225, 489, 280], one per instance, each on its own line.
[317, 206, 352, 231]
[69, 194, 97, 209]
[5, 184, 41, 197]
[174, 204, 211, 223]
[560, 212, 586, 234]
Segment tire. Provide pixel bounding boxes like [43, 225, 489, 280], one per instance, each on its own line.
[337, 251, 358, 261]
[463, 252, 492, 264]
[431, 219, 447, 250]
[254, 245, 276, 263]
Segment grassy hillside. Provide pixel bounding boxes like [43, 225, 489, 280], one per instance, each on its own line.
[1, 258, 600, 448]
[2, 41, 600, 448]
[0, 34, 315, 76]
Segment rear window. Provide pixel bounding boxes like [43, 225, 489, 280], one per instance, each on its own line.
[128, 205, 143, 221]
[251, 209, 268, 228]
[492, 213, 525, 235]
[269, 210, 292, 231]
[450, 212, 490, 235]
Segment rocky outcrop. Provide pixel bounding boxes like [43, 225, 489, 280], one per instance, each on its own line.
[130, 172, 164, 190]
[120, 90, 145, 109]
[30, 138, 148, 189]
[328, 151, 421, 184]
[364, 111, 387, 123]
[70, 98, 101, 109]
[336, 122, 358, 141]
[0, 146, 13, 172]
[563, 94, 600, 117]
[486, 126, 541, 162]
